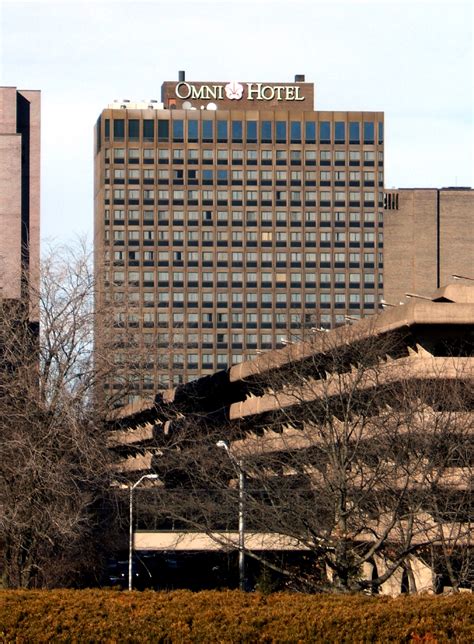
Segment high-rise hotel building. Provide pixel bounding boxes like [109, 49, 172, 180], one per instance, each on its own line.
[94, 74, 384, 398]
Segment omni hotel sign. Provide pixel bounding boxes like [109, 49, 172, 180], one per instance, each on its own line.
[176, 81, 305, 102]
[161, 80, 314, 109]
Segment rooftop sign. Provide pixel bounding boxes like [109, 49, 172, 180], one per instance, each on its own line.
[161, 80, 314, 110]
[176, 81, 305, 102]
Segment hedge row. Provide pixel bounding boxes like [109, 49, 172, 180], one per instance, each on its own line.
[0, 590, 472, 643]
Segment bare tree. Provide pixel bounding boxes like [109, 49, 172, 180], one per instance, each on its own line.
[0, 239, 133, 588]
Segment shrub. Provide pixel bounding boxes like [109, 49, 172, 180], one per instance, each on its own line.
[0, 589, 472, 643]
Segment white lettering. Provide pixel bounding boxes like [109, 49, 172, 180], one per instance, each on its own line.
[190, 86, 207, 100]
[175, 82, 192, 99]
[274, 86, 285, 100]
[175, 82, 306, 102]
[261, 85, 274, 100]
[247, 83, 261, 100]
[294, 86, 304, 101]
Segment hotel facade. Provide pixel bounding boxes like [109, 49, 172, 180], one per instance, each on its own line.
[94, 74, 384, 398]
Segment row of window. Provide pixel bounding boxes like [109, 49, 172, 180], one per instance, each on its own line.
[106, 148, 383, 165]
[108, 267, 381, 286]
[112, 288, 379, 311]
[111, 299, 378, 328]
[105, 118, 383, 146]
[107, 188, 383, 206]
[108, 310, 364, 337]
[105, 209, 383, 225]
[110, 272, 380, 289]
[107, 168, 382, 183]
[105, 247, 382, 265]
[109, 233, 380, 255]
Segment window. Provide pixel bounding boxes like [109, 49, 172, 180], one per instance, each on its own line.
[320, 121, 331, 143]
[261, 121, 272, 143]
[113, 148, 125, 162]
[231, 120, 242, 142]
[143, 119, 154, 142]
[158, 119, 169, 142]
[364, 122, 374, 144]
[335, 121, 345, 143]
[246, 120, 257, 143]
[364, 211, 375, 223]
[128, 119, 139, 141]
[349, 122, 360, 143]
[128, 148, 139, 162]
[172, 119, 184, 142]
[276, 121, 286, 143]
[188, 120, 198, 142]
[202, 120, 213, 142]
[113, 119, 124, 140]
[217, 120, 227, 142]
[305, 121, 316, 143]
[290, 121, 301, 143]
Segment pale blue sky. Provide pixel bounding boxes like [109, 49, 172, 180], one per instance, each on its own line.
[1, 0, 472, 244]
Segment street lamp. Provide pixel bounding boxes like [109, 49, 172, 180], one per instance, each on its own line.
[128, 473, 159, 591]
[216, 440, 246, 591]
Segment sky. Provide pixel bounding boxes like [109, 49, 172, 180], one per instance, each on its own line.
[1, 0, 473, 245]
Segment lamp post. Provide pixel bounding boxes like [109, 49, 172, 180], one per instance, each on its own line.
[216, 440, 245, 591]
[129, 473, 159, 591]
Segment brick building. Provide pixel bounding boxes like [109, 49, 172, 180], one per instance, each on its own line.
[0, 86, 40, 327]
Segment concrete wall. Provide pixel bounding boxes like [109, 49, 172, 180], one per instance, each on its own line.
[0, 88, 22, 300]
[0, 87, 40, 319]
[384, 188, 473, 304]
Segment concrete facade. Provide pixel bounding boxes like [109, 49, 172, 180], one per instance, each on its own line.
[383, 188, 473, 305]
[0, 86, 41, 322]
[109, 283, 473, 595]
